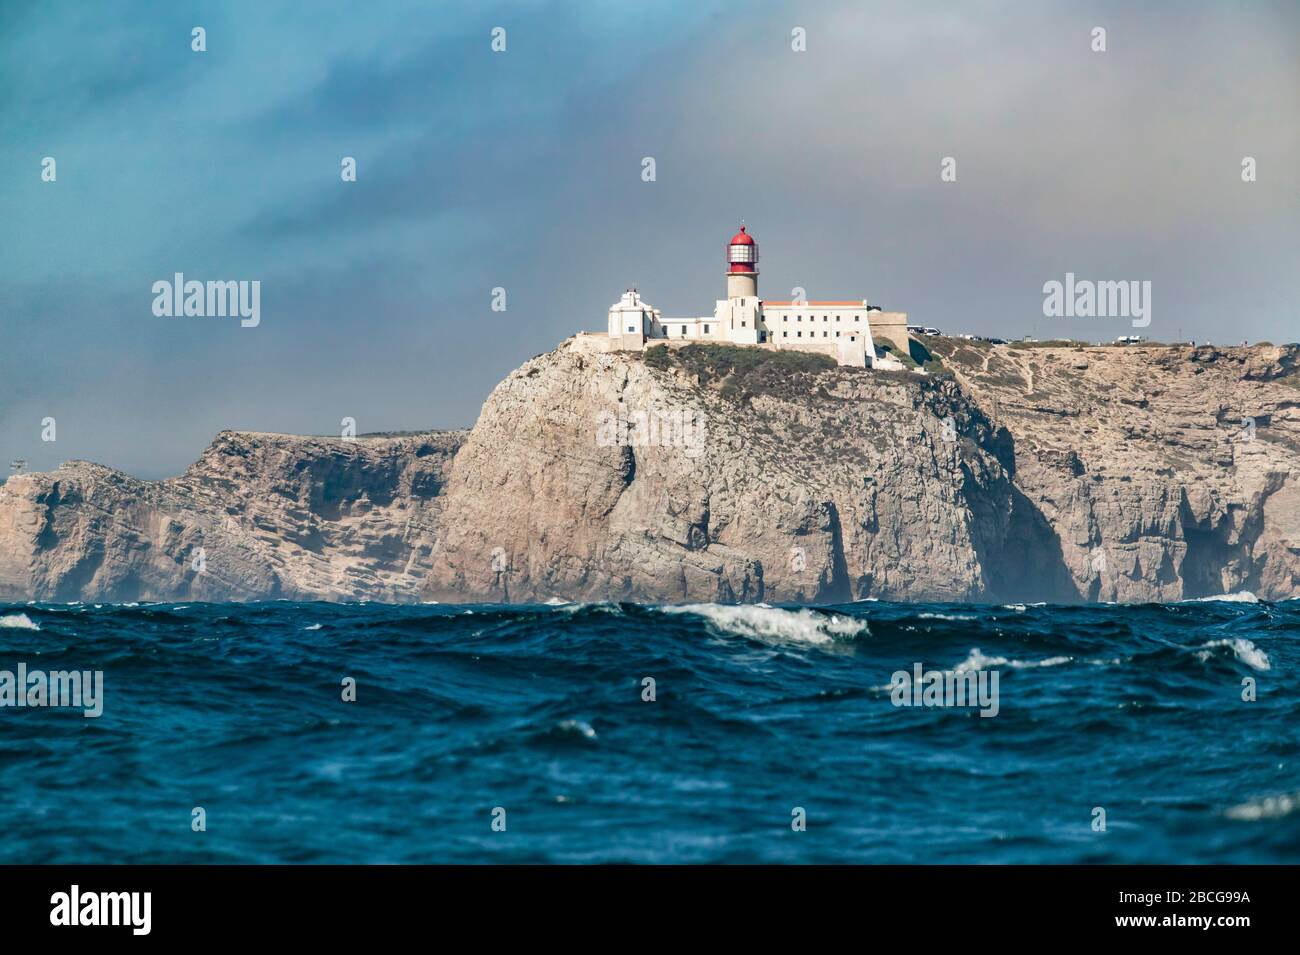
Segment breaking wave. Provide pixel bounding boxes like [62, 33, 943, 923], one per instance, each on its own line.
[1181, 591, 1259, 604]
[660, 603, 868, 645]
[1196, 638, 1270, 671]
[954, 648, 1073, 672]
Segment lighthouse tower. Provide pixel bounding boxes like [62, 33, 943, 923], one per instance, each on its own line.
[726, 225, 758, 300]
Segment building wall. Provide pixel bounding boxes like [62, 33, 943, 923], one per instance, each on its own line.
[868, 310, 910, 357]
[656, 316, 722, 341]
[601, 292, 892, 369]
[607, 291, 655, 351]
[715, 298, 762, 344]
[759, 303, 876, 363]
[761, 304, 870, 339]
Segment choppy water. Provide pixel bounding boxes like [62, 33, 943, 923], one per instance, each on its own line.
[1, 597, 1297, 863]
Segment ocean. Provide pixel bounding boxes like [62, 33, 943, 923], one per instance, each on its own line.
[1, 597, 1297, 864]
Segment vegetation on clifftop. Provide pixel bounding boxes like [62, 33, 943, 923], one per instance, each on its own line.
[643, 343, 838, 403]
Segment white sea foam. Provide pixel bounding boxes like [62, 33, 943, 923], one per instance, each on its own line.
[662, 603, 868, 646]
[1225, 791, 1300, 822]
[867, 648, 1071, 692]
[954, 648, 1072, 673]
[303, 623, 322, 631]
[1181, 591, 1259, 604]
[0, 613, 39, 630]
[555, 719, 597, 740]
[557, 601, 622, 615]
[1196, 638, 1270, 671]
[918, 612, 976, 622]
[544, 597, 571, 606]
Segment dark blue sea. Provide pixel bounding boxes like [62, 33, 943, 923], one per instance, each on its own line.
[2, 597, 1297, 864]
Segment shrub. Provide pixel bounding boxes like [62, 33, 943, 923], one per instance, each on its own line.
[642, 343, 838, 403]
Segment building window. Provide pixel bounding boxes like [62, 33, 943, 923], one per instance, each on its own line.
[823, 315, 828, 321]
[797, 315, 802, 321]
[823, 330, 828, 337]
[835, 331, 840, 337]
[704, 324, 709, 333]
[854, 316, 860, 322]
[835, 316, 841, 322]
[782, 330, 788, 338]
[681, 326, 687, 335]
[627, 326, 636, 333]
[741, 321, 746, 327]
[797, 330, 802, 337]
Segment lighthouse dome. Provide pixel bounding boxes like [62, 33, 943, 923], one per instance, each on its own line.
[726, 224, 758, 275]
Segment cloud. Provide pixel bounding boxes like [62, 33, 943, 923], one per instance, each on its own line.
[1, 0, 1296, 479]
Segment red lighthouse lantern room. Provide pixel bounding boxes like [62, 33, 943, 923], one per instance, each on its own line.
[726, 225, 758, 273]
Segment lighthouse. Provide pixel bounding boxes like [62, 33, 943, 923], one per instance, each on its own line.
[726, 225, 758, 300]
[591, 222, 904, 369]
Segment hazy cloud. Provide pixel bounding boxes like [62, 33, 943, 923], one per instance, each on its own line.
[2, 0, 1296, 478]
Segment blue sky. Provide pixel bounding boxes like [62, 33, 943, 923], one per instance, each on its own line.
[2, 0, 1297, 477]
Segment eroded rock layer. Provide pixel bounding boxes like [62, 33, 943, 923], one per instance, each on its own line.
[2, 340, 1297, 603]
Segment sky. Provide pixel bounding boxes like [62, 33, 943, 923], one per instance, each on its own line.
[1, 0, 1297, 478]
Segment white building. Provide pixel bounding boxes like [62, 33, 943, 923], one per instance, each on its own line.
[595, 225, 912, 368]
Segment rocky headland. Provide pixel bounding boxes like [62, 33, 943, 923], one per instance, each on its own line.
[2, 339, 1297, 604]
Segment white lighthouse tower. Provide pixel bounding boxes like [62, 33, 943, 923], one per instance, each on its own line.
[725, 225, 758, 299]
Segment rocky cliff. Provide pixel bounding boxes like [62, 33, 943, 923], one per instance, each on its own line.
[0, 431, 464, 602]
[927, 338, 1300, 602]
[3, 339, 1297, 604]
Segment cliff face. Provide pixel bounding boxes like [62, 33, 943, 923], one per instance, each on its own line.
[0, 431, 464, 602]
[421, 340, 1300, 604]
[2, 340, 1297, 604]
[424, 342, 1017, 603]
[927, 339, 1300, 602]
